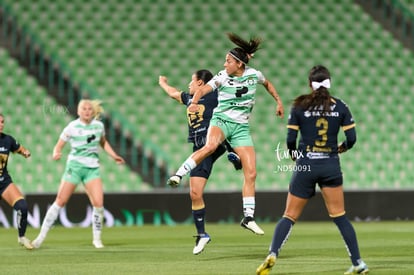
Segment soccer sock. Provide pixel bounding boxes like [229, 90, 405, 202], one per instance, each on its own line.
[192, 207, 206, 235]
[176, 157, 197, 177]
[333, 214, 361, 266]
[243, 196, 255, 217]
[270, 217, 295, 256]
[39, 202, 61, 239]
[13, 199, 28, 237]
[92, 207, 104, 241]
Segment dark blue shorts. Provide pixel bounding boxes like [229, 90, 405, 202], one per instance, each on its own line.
[190, 137, 226, 179]
[0, 174, 13, 196]
[289, 157, 343, 199]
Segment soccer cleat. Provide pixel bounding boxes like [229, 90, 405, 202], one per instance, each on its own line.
[344, 260, 369, 274]
[31, 235, 45, 249]
[256, 254, 276, 275]
[227, 152, 242, 170]
[193, 233, 211, 255]
[240, 217, 264, 235]
[18, 236, 34, 250]
[167, 175, 182, 187]
[93, 239, 104, 249]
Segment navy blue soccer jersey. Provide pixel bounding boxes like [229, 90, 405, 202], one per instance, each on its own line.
[287, 97, 355, 159]
[0, 133, 20, 178]
[181, 90, 218, 143]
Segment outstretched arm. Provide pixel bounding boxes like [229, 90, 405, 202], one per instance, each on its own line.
[158, 75, 182, 103]
[263, 79, 284, 118]
[15, 145, 31, 158]
[100, 136, 125, 164]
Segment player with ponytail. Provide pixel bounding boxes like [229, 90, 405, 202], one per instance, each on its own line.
[167, 33, 284, 237]
[256, 65, 368, 275]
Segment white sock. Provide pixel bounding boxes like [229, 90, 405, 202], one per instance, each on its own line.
[243, 196, 255, 218]
[38, 202, 61, 240]
[92, 207, 104, 241]
[176, 157, 197, 177]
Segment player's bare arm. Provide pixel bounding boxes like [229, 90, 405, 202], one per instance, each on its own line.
[263, 79, 284, 118]
[158, 75, 182, 102]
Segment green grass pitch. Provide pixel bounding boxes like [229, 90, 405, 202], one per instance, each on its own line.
[0, 221, 413, 274]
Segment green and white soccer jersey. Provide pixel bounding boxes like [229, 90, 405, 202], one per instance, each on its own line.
[60, 118, 104, 168]
[207, 67, 266, 124]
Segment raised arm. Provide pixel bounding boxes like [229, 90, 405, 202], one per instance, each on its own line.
[263, 79, 284, 118]
[158, 75, 182, 103]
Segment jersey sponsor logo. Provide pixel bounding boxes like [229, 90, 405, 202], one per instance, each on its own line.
[194, 127, 207, 134]
[235, 86, 248, 97]
[306, 152, 330, 159]
[230, 101, 252, 107]
[87, 134, 96, 143]
[304, 110, 339, 117]
[0, 147, 7, 152]
[304, 104, 339, 117]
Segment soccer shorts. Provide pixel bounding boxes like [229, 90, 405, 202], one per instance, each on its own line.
[190, 136, 227, 179]
[0, 174, 13, 196]
[289, 157, 343, 199]
[62, 161, 101, 185]
[209, 117, 253, 147]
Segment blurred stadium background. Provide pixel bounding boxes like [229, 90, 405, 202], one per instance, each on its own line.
[0, 0, 413, 196]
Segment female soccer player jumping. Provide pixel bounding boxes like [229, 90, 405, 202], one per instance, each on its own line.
[167, 33, 284, 235]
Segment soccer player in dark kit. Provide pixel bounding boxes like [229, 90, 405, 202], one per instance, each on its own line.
[159, 70, 241, 255]
[256, 65, 369, 275]
[0, 113, 33, 249]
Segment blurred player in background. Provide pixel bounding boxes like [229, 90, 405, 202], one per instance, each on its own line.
[167, 33, 284, 236]
[159, 70, 242, 255]
[0, 113, 33, 249]
[32, 99, 125, 249]
[256, 65, 369, 275]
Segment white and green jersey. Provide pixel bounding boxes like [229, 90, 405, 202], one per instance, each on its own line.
[207, 67, 265, 124]
[60, 118, 105, 168]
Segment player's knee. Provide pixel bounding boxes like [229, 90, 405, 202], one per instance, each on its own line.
[202, 143, 219, 156]
[244, 169, 257, 182]
[13, 198, 28, 215]
[190, 189, 203, 201]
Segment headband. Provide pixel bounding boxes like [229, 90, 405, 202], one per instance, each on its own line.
[229, 49, 247, 64]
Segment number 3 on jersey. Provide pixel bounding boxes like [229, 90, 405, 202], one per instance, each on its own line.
[315, 117, 328, 147]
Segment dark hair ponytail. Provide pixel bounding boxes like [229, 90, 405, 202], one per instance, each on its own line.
[293, 65, 332, 113]
[227, 33, 262, 64]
